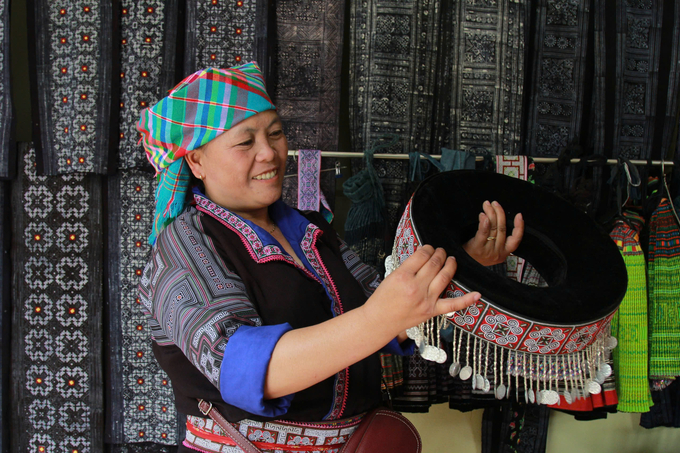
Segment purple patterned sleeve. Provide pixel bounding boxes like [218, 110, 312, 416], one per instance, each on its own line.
[139, 210, 264, 390]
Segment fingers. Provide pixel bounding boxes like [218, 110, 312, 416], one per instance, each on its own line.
[482, 200, 497, 238]
[399, 244, 437, 274]
[470, 212, 490, 246]
[437, 291, 480, 316]
[505, 213, 524, 253]
[490, 201, 507, 254]
[428, 256, 457, 297]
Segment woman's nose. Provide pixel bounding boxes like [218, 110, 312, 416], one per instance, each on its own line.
[255, 140, 277, 162]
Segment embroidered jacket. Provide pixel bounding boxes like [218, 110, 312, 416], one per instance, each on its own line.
[139, 193, 408, 422]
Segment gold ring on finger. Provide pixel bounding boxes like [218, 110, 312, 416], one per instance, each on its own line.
[486, 236, 496, 241]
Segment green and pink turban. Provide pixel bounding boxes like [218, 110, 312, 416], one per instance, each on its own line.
[137, 62, 276, 244]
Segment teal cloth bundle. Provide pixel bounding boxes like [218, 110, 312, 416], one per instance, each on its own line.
[342, 141, 390, 248]
[647, 198, 680, 378]
[609, 213, 653, 412]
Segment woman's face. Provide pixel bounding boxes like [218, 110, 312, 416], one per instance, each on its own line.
[185, 110, 288, 220]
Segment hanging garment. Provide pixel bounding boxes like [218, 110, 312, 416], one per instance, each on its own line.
[640, 379, 680, 429]
[10, 144, 104, 451]
[342, 142, 388, 269]
[647, 198, 680, 378]
[117, 0, 180, 170]
[609, 213, 653, 413]
[28, 0, 115, 174]
[482, 401, 550, 453]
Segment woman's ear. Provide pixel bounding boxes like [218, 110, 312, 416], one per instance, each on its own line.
[184, 148, 204, 180]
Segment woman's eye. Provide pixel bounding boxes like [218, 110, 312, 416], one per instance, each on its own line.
[237, 139, 253, 146]
[270, 130, 283, 138]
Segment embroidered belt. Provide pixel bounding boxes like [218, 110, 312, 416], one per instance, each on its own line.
[184, 414, 363, 453]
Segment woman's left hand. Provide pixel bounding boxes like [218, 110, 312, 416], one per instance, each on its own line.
[463, 200, 524, 266]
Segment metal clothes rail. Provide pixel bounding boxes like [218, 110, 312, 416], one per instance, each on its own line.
[287, 150, 675, 166]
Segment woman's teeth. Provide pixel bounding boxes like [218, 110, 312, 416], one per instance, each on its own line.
[253, 170, 277, 180]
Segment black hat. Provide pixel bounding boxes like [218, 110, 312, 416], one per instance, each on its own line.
[388, 170, 626, 404]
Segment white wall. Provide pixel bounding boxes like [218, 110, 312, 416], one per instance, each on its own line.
[406, 403, 680, 453]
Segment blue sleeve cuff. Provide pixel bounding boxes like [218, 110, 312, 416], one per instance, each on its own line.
[220, 323, 294, 417]
[382, 337, 415, 356]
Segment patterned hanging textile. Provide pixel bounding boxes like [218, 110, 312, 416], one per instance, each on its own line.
[274, 0, 343, 212]
[349, 0, 443, 253]
[600, 0, 671, 160]
[183, 0, 271, 75]
[0, 181, 9, 452]
[524, 0, 591, 157]
[647, 197, 680, 378]
[609, 212, 653, 413]
[292, 149, 333, 221]
[27, 0, 115, 174]
[482, 401, 550, 453]
[106, 171, 181, 449]
[117, 0, 180, 169]
[640, 379, 680, 428]
[0, 0, 13, 178]
[437, 0, 526, 155]
[10, 144, 103, 451]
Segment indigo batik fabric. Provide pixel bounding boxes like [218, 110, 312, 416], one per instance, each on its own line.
[599, 0, 674, 160]
[349, 0, 440, 265]
[274, 0, 343, 213]
[524, 0, 591, 157]
[273, 0, 345, 151]
[27, 0, 115, 174]
[10, 144, 103, 452]
[0, 181, 9, 453]
[0, 0, 13, 178]
[106, 170, 181, 446]
[183, 0, 270, 75]
[118, 1, 180, 169]
[437, 0, 526, 155]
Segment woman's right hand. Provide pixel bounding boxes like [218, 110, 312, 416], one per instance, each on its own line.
[364, 245, 480, 334]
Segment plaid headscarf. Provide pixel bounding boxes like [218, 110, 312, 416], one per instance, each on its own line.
[137, 62, 276, 244]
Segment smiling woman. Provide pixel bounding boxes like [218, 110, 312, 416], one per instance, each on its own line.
[135, 62, 518, 453]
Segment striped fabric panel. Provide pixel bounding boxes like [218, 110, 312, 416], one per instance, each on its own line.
[609, 220, 653, 413]
[647, 198, 680, 378]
